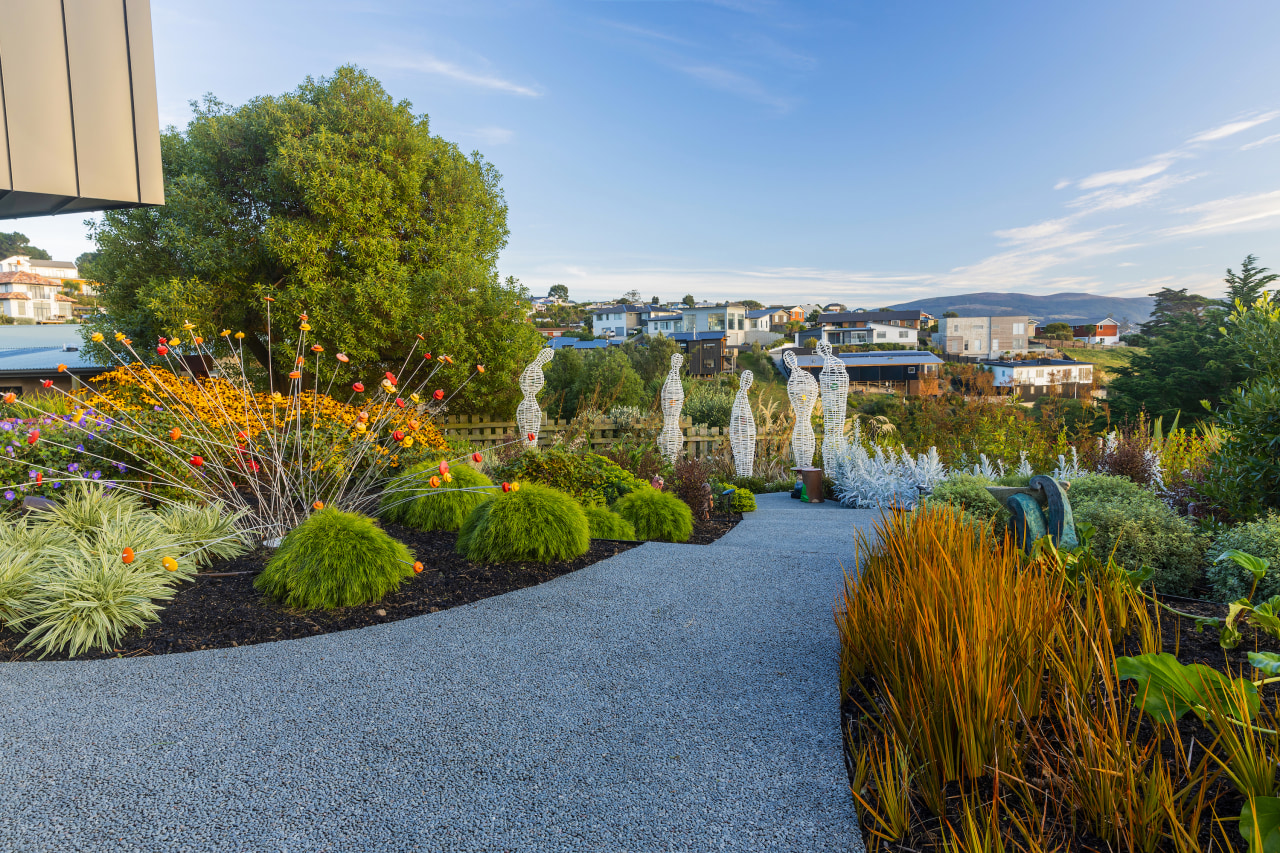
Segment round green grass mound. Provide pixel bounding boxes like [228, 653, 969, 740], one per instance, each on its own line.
[256, 508, 415, 610]
[614, 487, 694, 543]
[582, 504, 637, 540]
[456, 483, 589, 564]
[384, 463, 493, 532]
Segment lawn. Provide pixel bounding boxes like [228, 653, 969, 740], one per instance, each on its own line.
[1066, 345, 1142, 380]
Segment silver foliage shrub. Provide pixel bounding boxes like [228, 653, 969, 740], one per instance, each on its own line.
[829, 421, 948, 510]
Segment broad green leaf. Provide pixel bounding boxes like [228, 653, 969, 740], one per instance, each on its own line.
[1240, 797, 1280, 853]
[1248, 652, 1280, 675]
[1116, 653, 1259, 724]
[1219, 549, 1271, 581]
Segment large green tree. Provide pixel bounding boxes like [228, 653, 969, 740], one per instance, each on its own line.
[1222, 254, 1278, 308]
[0, 232, 51, 260]
[82, 66, 540, 414]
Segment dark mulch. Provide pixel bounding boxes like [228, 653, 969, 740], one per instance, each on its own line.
[0, 511, 740, 663]
[847, 599, 1276, 853]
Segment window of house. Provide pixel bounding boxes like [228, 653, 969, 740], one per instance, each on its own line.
[908, 366, 917, 374]
[963, 340, 969, 351]
[17, 301, 26, 316]
[708, 313, 724, 331]
[991, 339, 999, 351]
[1013, 323, 1025, 335]
[876, 331, 886, 339]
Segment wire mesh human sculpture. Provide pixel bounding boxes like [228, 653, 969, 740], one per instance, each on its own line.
[783, 350, 819, 468]
[729, 370, 757, 477]
[817, 341, 849, 472]
[658, 353, 685, 462]
[516, 347, 555, 448]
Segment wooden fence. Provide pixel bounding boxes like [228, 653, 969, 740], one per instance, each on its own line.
[439, 413, 726, 456]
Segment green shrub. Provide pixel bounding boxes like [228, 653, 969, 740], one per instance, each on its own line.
[582, 504, 636, 540]
[684, 383, 734, 428]
[456, 483, 589, 563]
[1074, 498, 1206, 596]
[730, 487, 757, 512]
[614, 487, 694, 543]
[929, 474, 1004, 523]
[493, 448, 641, 507]
[996, 472, 1031, 487]
[382, 462, 493, 532]
[256, 508, 415, 610]
[1065, 474, 1151, 508]
[1205, 514, 1280, 601]
[29, 482, 147, 536]
[0, 537, 43, 625]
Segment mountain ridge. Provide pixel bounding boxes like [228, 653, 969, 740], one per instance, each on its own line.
[886, 291, 1154, 325]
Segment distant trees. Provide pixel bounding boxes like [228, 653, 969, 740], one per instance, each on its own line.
[682, 294, 696, 307]
[1042, 322, 1073, 340]
[548, 283, 569, 301]
[1223, 255, 1278, 307]
[0, 232, 50, 260]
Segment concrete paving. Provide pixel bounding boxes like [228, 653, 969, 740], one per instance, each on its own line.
[0, 492, 874, 852]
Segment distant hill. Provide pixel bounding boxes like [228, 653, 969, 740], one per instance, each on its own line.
[886, 292, 1155, 325]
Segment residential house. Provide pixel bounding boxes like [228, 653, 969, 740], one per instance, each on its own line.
[547, 337, 621, 351]
[590, 304, 646, 340]
[642, 307, 683, 336]
[536, 327, 570, 339]
[0, 325, 109, 396]
[822, 302, 847, 313]
[528, 296, 567, 312]
[788, 304, 822, 323]
[802, 310, 932, 347]
[667, 331, 734, 376]
[981, 357, 1095, 400]
[0, 255, 80, 281]
[0, 271, 77, 322]
[932, 315, 1037, 357]
[679, 303, 748, 346]
[784, 349, 943, 396]
[1072, 317, 1121, 346]
[744, 307, 789, 344]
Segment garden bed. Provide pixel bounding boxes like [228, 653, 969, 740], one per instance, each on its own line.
[0, 512, 741, 662]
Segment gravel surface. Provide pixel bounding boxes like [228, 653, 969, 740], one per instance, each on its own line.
[0, 492, 873, 852]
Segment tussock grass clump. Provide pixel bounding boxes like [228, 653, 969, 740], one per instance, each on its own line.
[613, 487, 693, 543]
[157, 502, 252, 567]
[582, 504, 636, 540]
[382, 462, 493, 532]
[456, 483, 589, 564]
[256, 508, 414, 610]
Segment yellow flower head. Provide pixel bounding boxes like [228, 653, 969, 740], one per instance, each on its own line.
[170, 337, 181, 346]
[402, 436, 414, 448]
[220, 329, 231, 337]
[182, 321, 195, 331]
[271, 392, 283, 402]
[300, 323, 312, 332]
[409, 393, 420, 403]
[355, 422, 366, 433]
[234, 332, 245, 340]
[91, 332, 104, 343]
[114, 332, 126, 342]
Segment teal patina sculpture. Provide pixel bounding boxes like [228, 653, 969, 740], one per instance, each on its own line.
[988, 475, 1078, 553]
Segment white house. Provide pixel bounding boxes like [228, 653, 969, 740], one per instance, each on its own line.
[0, 271, 77, 322]
[643, 307, 683, 336]
[0, 255, 79, 281]
[1071, 317, 1121, 346]
[679, 303, 748, 346]
[744, 307, 789, 345]
[981, 357, 1095, 399]
[797, 321, 918, 348]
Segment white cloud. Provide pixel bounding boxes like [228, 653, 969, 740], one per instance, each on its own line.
[1068, 173, 1193, 214]
[376, 52, 541, 97]
[1053, 179, 1071, 190]
[461, 126, 514, 146]
[1187, 111, 1280, 144]
[1077, 157, 1176, 190]
[1164, 189, 1280, 236]
[1242, 132, 1280, 151]
[676, 64, 791, 111]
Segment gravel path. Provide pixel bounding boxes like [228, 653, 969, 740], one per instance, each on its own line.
[0, 492, 873, 853]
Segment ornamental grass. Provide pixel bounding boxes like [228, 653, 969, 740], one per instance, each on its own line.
[837, 502, 1280, 852]
[456, 483, 589, 564]
[581, 504, 637, 540]
[380, 461, 493, 532]
[613, 486, 693, 543]
[256, 507, 415, 610]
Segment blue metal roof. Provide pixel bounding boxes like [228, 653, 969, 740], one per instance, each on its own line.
[546, 337, 620, 350]
[0, 326, 106, 374]
[667, 331, 726, 341]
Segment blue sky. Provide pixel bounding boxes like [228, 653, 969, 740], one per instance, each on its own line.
[18, 0, 1280, 304]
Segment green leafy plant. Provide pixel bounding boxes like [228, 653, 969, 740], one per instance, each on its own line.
[456, 483, 589, 564]
[614, 486, 694, 543]
[582, 504, 636, 540]
[1115, 652, 1259, 725]
[380, 462, 493, 532]
[255, 508, 415, 610]
[1073, 494, 1206, 596]
[729, 487, 756, 512]
[928, 473, 1004, 523]
[156, 502, 252, 567]
[1207, 515, 1280, 602]
[1065, 473, 1152, 507]
[0, 538, 44, 625]
[492, 448, 641, 507]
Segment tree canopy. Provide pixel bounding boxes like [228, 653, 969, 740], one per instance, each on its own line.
[0, 232, 51, 260]
[82, 66, 541, 414]
[1223, 254, 1278, 308]
[548, 283, 569, 300]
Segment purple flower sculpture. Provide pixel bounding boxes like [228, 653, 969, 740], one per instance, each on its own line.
[67, 463, 79, 473]
[91, 470, 101, 480]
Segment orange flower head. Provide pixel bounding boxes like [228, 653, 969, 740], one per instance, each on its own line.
[289, 371, 301, 380]
[336, 353, 349, 363]
[169, 427, 181, 441]
[296, 355, 305, 365]
[429, 476, 441, 488]
[311, 344, 323, 353]
[358, 411, 369, 422]
[56, 363, 66, 373]
[476, 364, 485, 373]
[3, 393, 14, 404]
[312, 501, 324, 510]
[413, 561, 424, 574]
[122, 547, 135, 564]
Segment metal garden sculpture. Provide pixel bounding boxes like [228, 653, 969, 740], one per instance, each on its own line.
[817, 341, 849, 473]
[783, 350, 818, 468]
[729, 370, 757, 477]
[993, 475, 1079, 553]
[516, 347, 555, 448]
[658, 353, 685, 462]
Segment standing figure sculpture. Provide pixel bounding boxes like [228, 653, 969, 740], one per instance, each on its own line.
[817, 341, 849, 472]
[516, 347, 555, 448]
[729, 370, 757, 478]
[784, 350, 819, 468]
[658, 353, 685, 462]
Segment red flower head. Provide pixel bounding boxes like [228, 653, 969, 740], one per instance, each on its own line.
[156, 345, 168, 356]
[392, 430, 405, 442]
[27, 430, 38, 445]
[438, 460, 450, 475]
[395, 397, 406, 408]
[352, 382, 365, 393]
[501, 482, 512, 493]
[527, 433, 536, 442]
[471, 452, 482, 463]
[158, 337, 167, 345]
[41, 380, 52, 388]
[385, 372, 397, 383]
[422, 352, 432, 360]
[35, 472, 42, 485]
[433, 389, 444, 401]
[248, 460, 260, 473]
[190, 455, 204, 467]
[236, 430, 248, 441]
